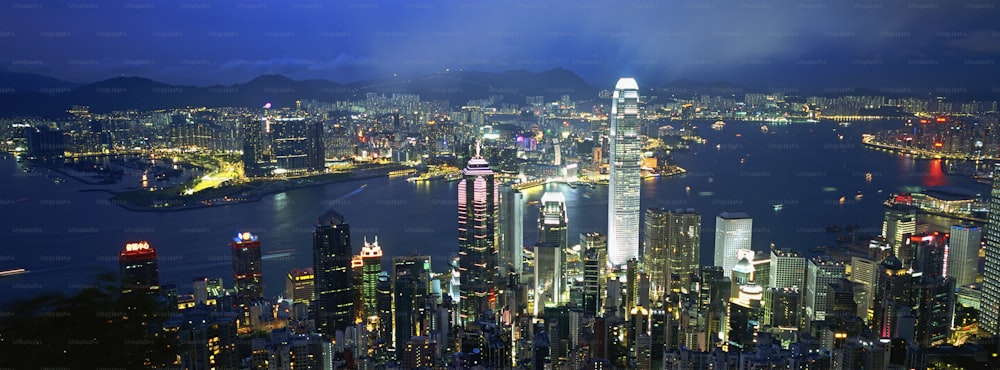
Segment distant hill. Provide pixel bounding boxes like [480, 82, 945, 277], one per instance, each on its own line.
[0, 72, 81, 94]
[0, 68, 599, 118]
[653, 79, 748, 97]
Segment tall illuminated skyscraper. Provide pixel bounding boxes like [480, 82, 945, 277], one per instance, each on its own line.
[231, 231, 263, 302]
[360, 236, 383, 322]
[981, 163, 1000, 334]
[714, 212, 753, 277]
[607, 77, 641, 267]
[500, 185, 525, 276]
[457, 155, 499, 324]
[119, 241, 159, 296]
[538, 191, 568, 249]
[241, 116, 266, 177]
[313, 209, 355, 336]
[882, 204, 917, 266]
[948, 224, 981, 287]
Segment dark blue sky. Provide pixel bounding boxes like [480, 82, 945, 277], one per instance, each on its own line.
[2, 0, 999, 90]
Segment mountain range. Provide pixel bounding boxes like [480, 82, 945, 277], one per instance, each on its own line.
[0, 69, 604, 118]
[1, 69, 991, 118]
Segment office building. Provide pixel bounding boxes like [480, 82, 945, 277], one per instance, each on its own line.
[948, 224, 981, 287]
[500, 185, 525, 276]
[608, 77, 641, 267]
[312, 209, 355, 336]
[360, 236, 383, 322]
[119, 241, 159, 296]
[981, 163, 1000, 334]
[286, 267, 314, 305]
[457, 155, 499, 324]
[535, 242, 563, 314]
[849, 257, 877, 324]
[270, 117, 310, 172]
[538, 191, 568, 249]
[770, 248, 806, 290]
[804, 256, 846, 325]
[882, 205, 917, 266]
[715, 212, 753, 278]
[241, 116, 266, 177]
[231, 231, 263, 303]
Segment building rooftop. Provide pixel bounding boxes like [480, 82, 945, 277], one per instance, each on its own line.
[615, 77, 639, 91]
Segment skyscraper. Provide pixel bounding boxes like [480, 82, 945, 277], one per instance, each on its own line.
[500, 185, 525, 276]
[981, 163, 1000, 335]
[270, 117, 310, 172]
[770, 248, 805, 290]
[313, 209, 355, 336]
[119, 241, 159, 296]
[538, 192, 568, 249]
[241, 116, 266, 177]
[668, 209, 701, 296]
[608, 77, 641, 267]
[286, 268, 314, 304]
[714, 212, 753, 277]
[360, 236, 383, 322]
[231, 231, 263, 303]
[882, 204, 917, 266]
[457, 155, 499, 324]
[804, 256, 846, 325]
[948, 224, 981, 287]
[534, 242, 563, 314]
[644, 208, 669, 303]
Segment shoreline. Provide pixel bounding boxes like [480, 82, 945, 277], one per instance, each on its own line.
[93, 165, 405, 213]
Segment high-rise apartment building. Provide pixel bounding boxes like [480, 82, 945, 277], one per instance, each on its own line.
[608, 78, 641, 267]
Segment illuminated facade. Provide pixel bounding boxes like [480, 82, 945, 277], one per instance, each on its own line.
[360, 236, 383, 322]
[608, 77, 641, 267]
[241, 116, 266, 177]
[500, 185, 524, 276]
[286, 267, 315, 305]
[231, 231, 263, 303]
[312, 209, 355, 336]
[538, 192, 568, 249]
[948, 224, 981, 287]
[714, 212, 752, 278]
[804, 257, 846, 325]
[982, 163, 1000, 334]
[119, 241, 159, 296]
[270, 117, 310, 172]
[882, 205, 917, 266]
[457, 156, 499, 324]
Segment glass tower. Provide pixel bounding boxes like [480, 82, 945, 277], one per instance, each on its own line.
[312, 209, 355, 336]
[457, 156, 499, 324]
[714, 212, 753, 278]
[608, 77, 641, 267]
[981, 163, 1000, 334]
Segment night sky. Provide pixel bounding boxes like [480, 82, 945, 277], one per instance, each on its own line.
[3, 0, 999, 90]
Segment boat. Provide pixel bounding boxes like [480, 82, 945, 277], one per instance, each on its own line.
[839, 122, 851, 127]
[711, 120, 726, 130]
[865, 172, 872, 182]
[773, 204, 783, 211]
[761, 125, 768, 133]
[685, 186, 691, 193]
[839, 196, 846, 204]
[855, 191, 863, 200]
[0, 268, 27, 277]
[716, 144, 721, 150]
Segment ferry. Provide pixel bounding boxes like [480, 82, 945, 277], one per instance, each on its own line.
[711, 120, 726, 130]
[838, 196, 846, 204]
[855, 191, 863, 200]
[0, 268, 27, 277]
[761, 125, 768, 133]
